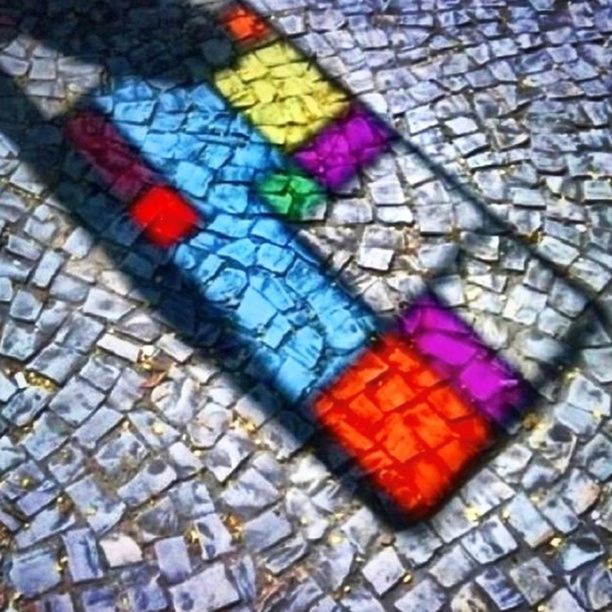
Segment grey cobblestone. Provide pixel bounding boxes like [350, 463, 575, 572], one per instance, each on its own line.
[1, 0, 611, 609]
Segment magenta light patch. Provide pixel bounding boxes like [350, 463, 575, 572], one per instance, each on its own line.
[292, 103, 394, 191]
[399, 295, 530, 425]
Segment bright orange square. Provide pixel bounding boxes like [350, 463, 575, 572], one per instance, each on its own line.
[314, 332, 494, 517]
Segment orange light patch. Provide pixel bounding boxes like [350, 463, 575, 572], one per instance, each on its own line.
[314, 333, 494, 517]
[220, 4, 272, 45]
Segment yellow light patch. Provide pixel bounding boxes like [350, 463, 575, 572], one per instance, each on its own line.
[214, 41, 349, 150]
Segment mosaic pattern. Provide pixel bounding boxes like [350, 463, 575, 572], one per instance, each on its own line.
[0, 0, 611, 609]
[293, 103, 394, 190]
[65, 3, 530, 516]
[401, 295, 530, 427]
[214, 40, 349, 150]
[315, 332, 493, 517]
[79, 78, 376, 403]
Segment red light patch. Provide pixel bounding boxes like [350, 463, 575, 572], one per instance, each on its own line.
[314, 333, 493, 517]
[130, 185, 199, 248]
[219, 4, 271, 45]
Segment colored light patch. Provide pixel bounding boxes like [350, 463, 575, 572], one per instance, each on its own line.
[293, 103, 394, 190]
[131, 185, 199, 248]
[214, 41, 349, 151]
[92, 78, 376, 403]
[256, 166, 325, 219]
[400, 295, 530, 426]
[220, 3, 272, 46]
[65, 110, 155, 201]
[315, 333, 493, 517]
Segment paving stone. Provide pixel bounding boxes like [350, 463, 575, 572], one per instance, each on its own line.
[264, 534, 308, 575]
[107, 368, 146, 412]
[195, 513, 233, 560]
[461, 516, 518, 563]
[204, 431, 255, 483]
[504, 493, 554, 548]
[566, 562, 612, 611]
[342, 587, 386, 612]
[362, 546, 404, 595]
[97, 332, 141, 362]
[430, 498, 474, 543]
[460, 468, 515, 514]
[154, 536, 192, 584]
[117, 458, 178, 507]
[8, 545, 62, 597]
[546, 588, 584, 612]
[341, 507, 380, 555]
[244, 506, 292, 552]
[9, 289, 43, 322]
[509, 557, 556, 605]
[62, 528, 104, 582]
[123, 564, 168, 611]
[23, 412, 71, 461]
[28, 343, 82, 383]
[0, 370, 17, 403]
[169, 563, 240, 611]
[66, 475, 125, 534]
[83, 288, 133, 322]
[63, 227, 95, 258]
[33, 593, 75, 612]
[577, 434, 612, 480]
[81, 585, 118, 612]
[55, 313, 104, 352]
[475, 567, 526, 610]
[15, 504, 76, 549]
[556, 530, 605, 572]
[47, 443, 87, 485]
[222, 467, 279, 517]
[32, 251, 65, 288]
[429, 543, 475, 588]
[49, 377, 105, 426]
[394, 578, 446, 612]
[562, 469, 601, 515]
[99, 532, 143, 567]
[449, 582, 490, 612]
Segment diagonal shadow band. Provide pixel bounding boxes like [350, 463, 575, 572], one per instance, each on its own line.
[0, 0, 610, 528]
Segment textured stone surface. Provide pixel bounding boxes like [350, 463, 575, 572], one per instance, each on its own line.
[0, 0, 610, 609]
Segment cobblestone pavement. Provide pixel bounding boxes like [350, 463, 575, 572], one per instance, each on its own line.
[1, 0, 611, 610]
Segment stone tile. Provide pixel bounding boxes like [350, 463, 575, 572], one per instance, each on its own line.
[394, 578, 446, 612]
[362, 546, 404, 595]
[99, 532, 143, 567]
[195, 513, 233, 560]
[244, 506, 292, 552]
[154, 537, 192, 584]
[509, 557, 556, 605]
[504, 493, 554, 548]
[8, 546, 62, 597]
[475, 567, 526, 610]
[62, 528, 104, 582]
[461, 516, 518, 563]
[169, 563, 240, 611]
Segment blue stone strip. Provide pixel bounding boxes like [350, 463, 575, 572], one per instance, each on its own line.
[87, 79, 377, 402]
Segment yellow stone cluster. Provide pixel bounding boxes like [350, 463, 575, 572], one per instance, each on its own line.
[214, 41, 348, 150]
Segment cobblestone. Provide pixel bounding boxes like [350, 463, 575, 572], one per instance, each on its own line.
[1, 0, 611, 609]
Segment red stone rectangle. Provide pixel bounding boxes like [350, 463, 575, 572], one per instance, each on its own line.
[314, 333, 493, 517]
[130, 185, 199, 248]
